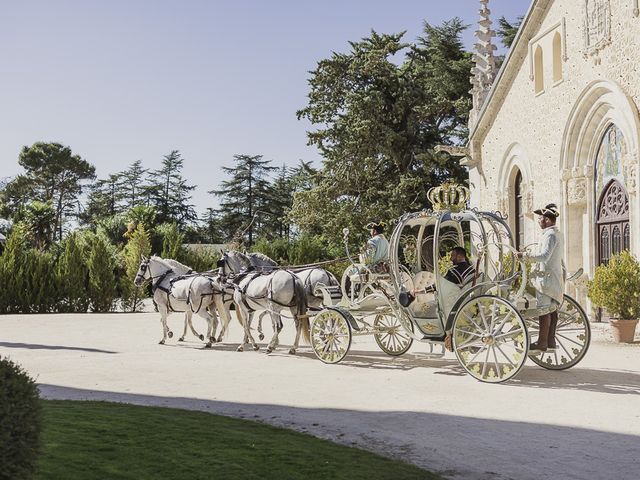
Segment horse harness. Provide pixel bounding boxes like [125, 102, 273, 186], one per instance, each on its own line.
[232, 269, 302, 311]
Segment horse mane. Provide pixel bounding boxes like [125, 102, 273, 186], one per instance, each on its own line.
[158, 256, 193, 274]
[227, 250, 252, 270]
[248, 251, 278, 266]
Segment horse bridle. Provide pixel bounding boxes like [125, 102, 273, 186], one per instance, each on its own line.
[134, 259, 151, 285]
[135, 259, 172, 291]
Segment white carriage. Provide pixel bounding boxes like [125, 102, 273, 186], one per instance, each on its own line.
[311, 184, 591, 383]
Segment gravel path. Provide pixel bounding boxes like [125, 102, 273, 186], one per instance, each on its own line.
[1, 312, 639, 480]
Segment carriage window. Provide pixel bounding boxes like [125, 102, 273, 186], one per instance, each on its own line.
[420, 225, 435, 271]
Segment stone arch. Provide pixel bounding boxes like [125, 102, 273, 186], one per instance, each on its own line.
[560, 80, 640, 304]
[497, 143, 533, 245]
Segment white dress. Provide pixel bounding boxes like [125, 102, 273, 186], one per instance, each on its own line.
[525, 225, 565, 306]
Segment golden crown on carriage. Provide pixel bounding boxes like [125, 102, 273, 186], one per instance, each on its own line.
[427, 183, 470, 212]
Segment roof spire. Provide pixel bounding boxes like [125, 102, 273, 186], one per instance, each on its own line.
[469, 0, 497, 129]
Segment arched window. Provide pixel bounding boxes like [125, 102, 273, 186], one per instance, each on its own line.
[534, 45, 544, 94]
[552, 32, 562, 83]
[595, 124, 629, 266]
[597, 179, 629, 265]
[514, 170, 525, 249]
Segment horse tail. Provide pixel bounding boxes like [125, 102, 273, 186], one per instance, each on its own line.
[292, 275, 309, 344]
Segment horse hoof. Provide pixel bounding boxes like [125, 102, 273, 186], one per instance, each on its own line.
[209, 337, 216, 344]
[168, 332, 174, 339]
[259, 334, 265, 341]
[252, 345, 260, 351]
[199, 334, 205, 341]
[266, 347, 273, 354]
[289, 348, 296, 355]
[237, 346, 244, 352]
[159, 340, 165, 345]
[216, 337, 223, 343]
[178, 337, 184, 342]
[205, 342, 213, 349]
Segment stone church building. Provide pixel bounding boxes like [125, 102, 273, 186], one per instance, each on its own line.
[465, 0, 640, 310]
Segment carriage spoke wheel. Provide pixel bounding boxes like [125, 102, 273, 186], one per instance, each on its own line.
[453, 295, 528, 383]
[374, 314, 413, 356]
[311, 308, 353, 364]
[527, 295, 591, 370]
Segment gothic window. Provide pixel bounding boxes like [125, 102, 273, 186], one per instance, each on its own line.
[534, 45, 544, 93]
[552, 32, 563, 82]
[596, 179, 629, 265]
[514, 170, 525, 249]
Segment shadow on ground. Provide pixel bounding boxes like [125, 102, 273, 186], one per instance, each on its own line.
[0, 341, 117, 354]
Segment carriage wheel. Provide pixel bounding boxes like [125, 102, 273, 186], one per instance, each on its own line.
[527, 295, 591, 370]
[453, 295, 528, 383]
[310, 308, 353, 364]
[374, 314, 413, 356]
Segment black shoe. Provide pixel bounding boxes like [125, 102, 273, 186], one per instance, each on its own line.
[529, 341, 547, 352]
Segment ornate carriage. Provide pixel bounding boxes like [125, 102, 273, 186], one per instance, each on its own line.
[311, 184, 591, 383]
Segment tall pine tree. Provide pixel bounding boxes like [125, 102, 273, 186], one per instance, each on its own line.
[210, 154, 276, 246]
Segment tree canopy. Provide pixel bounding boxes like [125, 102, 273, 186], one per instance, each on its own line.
[292, 20, 471, 245]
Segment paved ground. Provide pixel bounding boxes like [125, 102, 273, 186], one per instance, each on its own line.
[1, 311, 639, 480]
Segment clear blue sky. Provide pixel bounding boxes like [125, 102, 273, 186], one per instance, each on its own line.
[0, 0, 528, 214]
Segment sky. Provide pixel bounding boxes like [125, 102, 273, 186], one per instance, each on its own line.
[0, 0, 529, 214]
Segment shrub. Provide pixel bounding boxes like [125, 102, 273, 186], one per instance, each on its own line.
[0, 357, 42, 480]
[588, 250, 640, 319]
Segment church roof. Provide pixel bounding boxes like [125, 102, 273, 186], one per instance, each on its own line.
[468, 0, 551, 142]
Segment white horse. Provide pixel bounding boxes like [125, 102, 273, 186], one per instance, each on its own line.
[134, 255, 219, 346]
[218, 251, 309, 354]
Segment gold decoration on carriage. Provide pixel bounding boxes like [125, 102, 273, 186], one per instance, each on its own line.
[427, 183, 470, 212]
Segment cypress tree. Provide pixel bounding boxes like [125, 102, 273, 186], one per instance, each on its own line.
[87, 234, 117, 312]
[160, 223, 184, 260]
[56, 233, 90, 312]
[121, 223, 151, 312]
[0, 225, 30, 313]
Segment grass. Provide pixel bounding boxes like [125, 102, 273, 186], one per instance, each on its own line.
[37, 400, 440, 480]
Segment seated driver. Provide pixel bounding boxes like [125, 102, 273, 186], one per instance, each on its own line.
[361, 221, 390, 274]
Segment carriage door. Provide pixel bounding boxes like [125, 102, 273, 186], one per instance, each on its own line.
[596, 179, 630, 266]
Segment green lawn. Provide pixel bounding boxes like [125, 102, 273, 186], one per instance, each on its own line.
[37, 400, 440, 480]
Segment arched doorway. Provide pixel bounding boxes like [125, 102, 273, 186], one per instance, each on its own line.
[596, 179, 630, 265]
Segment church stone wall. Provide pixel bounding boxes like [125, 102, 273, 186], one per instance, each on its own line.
[471, 0, 640, 307]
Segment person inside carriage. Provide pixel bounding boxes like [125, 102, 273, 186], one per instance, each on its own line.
[517, 203, 565, 352]
[409, 246, 475, 296]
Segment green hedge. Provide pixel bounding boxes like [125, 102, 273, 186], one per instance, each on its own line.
[0, 357, 42, 480]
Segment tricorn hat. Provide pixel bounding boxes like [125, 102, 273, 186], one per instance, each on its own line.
[533, 203, 560, 218]
[366, 221, 386, 231]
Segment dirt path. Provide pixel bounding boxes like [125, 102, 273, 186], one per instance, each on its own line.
[1, 312, 639, 480]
